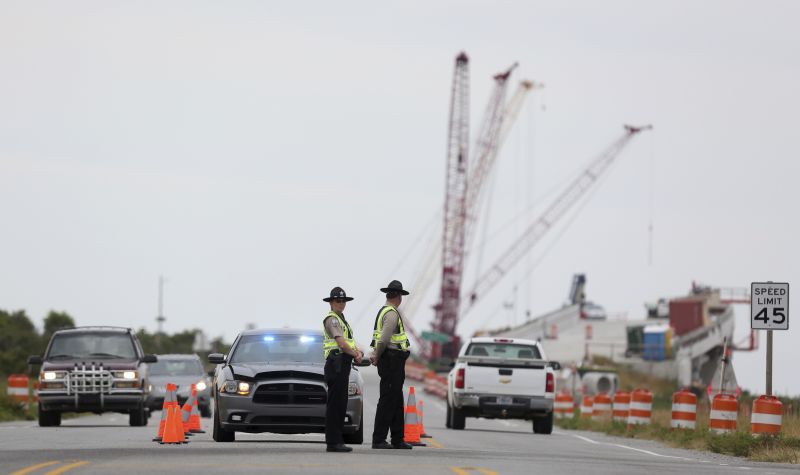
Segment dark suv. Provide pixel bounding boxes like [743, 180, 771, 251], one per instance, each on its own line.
[28, 326, 157, 427]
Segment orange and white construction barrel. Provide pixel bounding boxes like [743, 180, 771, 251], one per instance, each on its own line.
[613, 391, 631, 423]
[592, 393, 612, 421]
[580, 395, 593, 419]
[751, 395, 782, 436]
[554, 391, 574, 419]
[7, 374, 29, 407]
[670, 389, 697, 430]
[627, 388, 653, 427]
[709, 393, 738, 434]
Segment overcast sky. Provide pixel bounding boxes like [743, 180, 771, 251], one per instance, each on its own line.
[1, 1, 798, 394]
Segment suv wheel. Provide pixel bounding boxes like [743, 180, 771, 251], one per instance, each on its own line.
[38, 404, 61, 427]
[533, 413, 553, 434]
[342, 419, 363, 445]
[212, 407, 235, 442]
[129, 403, 147, 427]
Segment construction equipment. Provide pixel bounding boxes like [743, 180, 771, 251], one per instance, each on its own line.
[464, 125, 653, 312]
[428, 54, 540, 360]
[402, 79, 538, 334]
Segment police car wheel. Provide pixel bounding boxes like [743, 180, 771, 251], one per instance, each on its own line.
[212, 408, 235, 442]
[342, 420, 363, 445]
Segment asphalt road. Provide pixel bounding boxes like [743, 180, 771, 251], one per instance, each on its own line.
[1, 370, 797, 475]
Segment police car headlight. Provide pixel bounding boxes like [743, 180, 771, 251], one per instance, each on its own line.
[196, 380, 207, 392]
[348, 382, 361, 396]
[222, 381, 251, 395]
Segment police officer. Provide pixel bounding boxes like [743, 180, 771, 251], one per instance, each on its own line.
[322, 286, 363, 453]
[369, 280, 412, 450]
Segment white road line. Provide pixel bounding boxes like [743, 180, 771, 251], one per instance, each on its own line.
[571, 434, 600, 445]
[610, 443, 696, 461]
[571, 433, 702, 463]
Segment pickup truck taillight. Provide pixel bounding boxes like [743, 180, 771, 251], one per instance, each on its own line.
[455, 368, 465, 389]
[546, 372, 554, 393]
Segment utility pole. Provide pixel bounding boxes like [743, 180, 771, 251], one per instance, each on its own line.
[156, 275, 166, 334]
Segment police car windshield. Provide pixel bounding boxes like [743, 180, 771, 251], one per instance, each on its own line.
[149, 359, 204, 376]
[47, 333, 137, 360]
[229, 334, 324, 364]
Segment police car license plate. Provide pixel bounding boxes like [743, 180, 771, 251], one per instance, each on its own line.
[497, 396, 512, 405]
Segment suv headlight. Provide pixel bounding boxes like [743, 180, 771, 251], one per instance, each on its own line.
[112, 370, 138, 380]
[348, 382, 361, 396]
[42, 371, 58, 381]
[195, 380, 207, 392]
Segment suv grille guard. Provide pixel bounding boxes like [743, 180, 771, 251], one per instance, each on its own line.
[66, 362, 113, 409]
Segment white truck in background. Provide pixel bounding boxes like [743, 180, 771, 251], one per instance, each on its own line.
[446, 337, 557, 434]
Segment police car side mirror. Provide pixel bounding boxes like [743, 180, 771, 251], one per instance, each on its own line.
[548, 361, 561, 370]
[28, 355, 43, 365]
[208, 353, 226, 364]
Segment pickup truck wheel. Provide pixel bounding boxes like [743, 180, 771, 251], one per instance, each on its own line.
[212, 407, 235, 442]
[38, 404, 61, 427]
[451, 406, 466, 430]
[533, 413, 553, 434]
[445, 403, 452, 428]
[342, 419, 363, 445]
[129, 404, 147, 427]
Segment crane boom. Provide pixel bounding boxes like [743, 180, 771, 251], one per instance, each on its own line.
[430, 52, 471, 360]
[464, 125, 653, 310]
[465, 80, 537, 247]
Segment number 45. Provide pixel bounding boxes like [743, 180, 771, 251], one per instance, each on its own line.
[754, 307, 786, 325]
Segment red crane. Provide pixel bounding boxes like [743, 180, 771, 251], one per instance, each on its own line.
[430, 52, 471, 360]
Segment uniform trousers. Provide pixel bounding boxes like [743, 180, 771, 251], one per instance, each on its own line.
[372, 349, 409, 444]
[324, 353, 352, 446]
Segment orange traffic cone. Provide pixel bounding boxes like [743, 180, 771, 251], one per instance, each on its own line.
[404, 387, 426, 446]
[172, 400, 187, 443]
[152, 387, 171, 442]
[189, 384, 204, 433]
[159, 384, 187, 444]
[418, 399, 430, 438]
[181, 394, 194, 435]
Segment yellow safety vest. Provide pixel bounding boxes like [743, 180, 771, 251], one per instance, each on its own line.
[322, 312, 356, 359]
[369, 305, 410, 351]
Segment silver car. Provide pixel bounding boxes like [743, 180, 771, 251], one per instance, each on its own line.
[209, 328, 367, 443]
[145, 354, 212, 417]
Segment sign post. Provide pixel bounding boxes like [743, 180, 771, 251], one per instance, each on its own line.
[751, 282, 789, 396]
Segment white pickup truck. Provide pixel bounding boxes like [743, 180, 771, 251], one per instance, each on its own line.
[446, 337, 557, 434]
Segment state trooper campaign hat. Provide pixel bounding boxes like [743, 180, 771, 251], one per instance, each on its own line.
[380, 280, 410, 295]
[323, 286, 354, 302]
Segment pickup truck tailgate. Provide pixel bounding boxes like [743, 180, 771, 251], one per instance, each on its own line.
[461, 357, 547, 395]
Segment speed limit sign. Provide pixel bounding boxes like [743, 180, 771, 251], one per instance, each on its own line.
[751, 282, 789, 330]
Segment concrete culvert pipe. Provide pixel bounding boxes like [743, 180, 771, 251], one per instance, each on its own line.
[580, 372, 618, 396]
